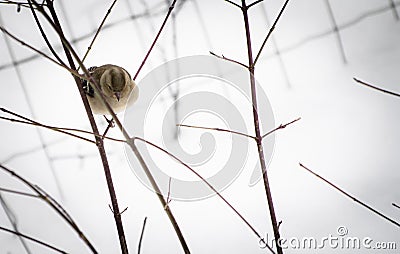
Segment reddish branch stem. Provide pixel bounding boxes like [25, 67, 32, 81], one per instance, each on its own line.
[39, 0, 129, 253]
[241, 0, 283, 253]
[299, 163, 400, 228]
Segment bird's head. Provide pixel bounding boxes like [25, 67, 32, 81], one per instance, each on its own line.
[101, 67, 128, 101]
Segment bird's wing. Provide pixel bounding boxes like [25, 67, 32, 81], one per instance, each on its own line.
[81, 66, 98, 98]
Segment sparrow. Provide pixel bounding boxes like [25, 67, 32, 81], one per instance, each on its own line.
[81, 64, 139, 115]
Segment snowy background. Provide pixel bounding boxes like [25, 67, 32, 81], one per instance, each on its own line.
[0, 0, 399, 253]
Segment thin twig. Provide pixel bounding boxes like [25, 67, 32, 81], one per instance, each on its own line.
[0, 163, 98, 253]
[0, 226, 67, 254]
[0, 114, 96, 144]
[57, 0, 75, 46]
[0, 114, 125, 143]
[177, 123, 256, 139]
[354, 78, 400, 98]
[27, 0, 66, 65]
[253, 0, 290, 66]
[247, 0, 264, 9]
[393, 203, 400, 210]
[224, 0, 241, 9]
[240, 0, 283, 253]
[0, 12, 64, 199]
[0, 194, 32, 253]
[0, 107, 125, 143]
[0, 187, 39, 198]
[259, 4, 291, 88]
[137, 217, 148, 254]
[3, 1, 398, 73]
[0, 1, 170, 71]
[261, 117, 300, 139]
[209, 51, 249, 69]
[133, 137, 275, 254]
[0, 0, 47, 9]
[79, 0, 119, 70]
[134, 0, 177, 80]
[0, 25, 84, 80]
[299, 163, 400, 228]
[166, 177, 172, 206]
[126, 139, 191, 253]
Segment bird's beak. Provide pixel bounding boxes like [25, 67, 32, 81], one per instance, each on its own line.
[114, 92, 121, 101]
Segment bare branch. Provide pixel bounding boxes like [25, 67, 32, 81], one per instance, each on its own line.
[261, 117, 300, 139]
[354, 78, 400, 98]
[0, 225, 67, 253]
[0, 194, 32, 253]
[0, 3, 172, 71]
[0, 11, 64, 199]
[177, 123, 256, 139]
[299, 163, 400, 228]
[224, 0, 241, 9]
[0, 25, 84, 80]
[209, 51, 249, 69]
[30, 1, 190, 252]
[393, 203, 400, 210]
[166, 177, 172, 206]
[27, 1, 129, 251]
[247, 0, 264, 9]
[0, 187, 39, 198]
[0, 107, 95, 142]
[133, 137, 275, 253]
[134, 0, 177, 80]
[253, 0, 290, 66]
[0, 107, 126, 143]
[240, 0, 283, 252]
[0, 0, 47, 9]
[137, 217, 148, 254]
[0, 163, 98, 252]
[259, 5, 291, 88]
[79, 0, 119, 70]
[27, 0, 66, 65]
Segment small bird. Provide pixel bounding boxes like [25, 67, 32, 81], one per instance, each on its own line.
[81, 64, 139, 115]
